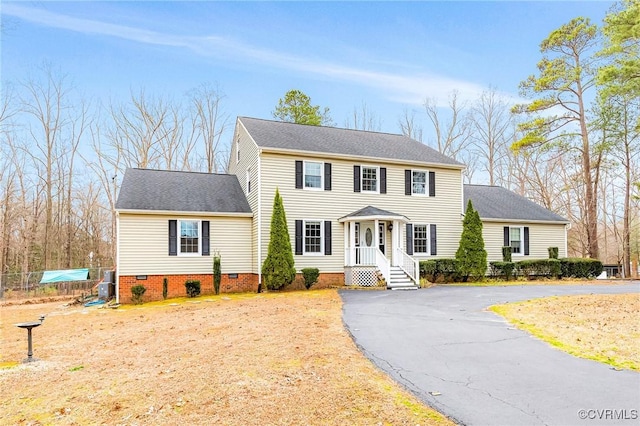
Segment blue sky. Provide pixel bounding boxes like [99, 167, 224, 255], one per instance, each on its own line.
[2, 1, 614, 137]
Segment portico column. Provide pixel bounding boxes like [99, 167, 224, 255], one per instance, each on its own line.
[343, 222, 349, 266]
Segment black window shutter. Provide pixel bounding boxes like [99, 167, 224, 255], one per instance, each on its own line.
[430, 224, 437, 256]
[405, 170, 412, 195]
[324, 221, 332, 255]
[201, 221, 210, 256]
[324, 163, 332, 191]
[295, 160, 303, 189]
[295, 220, 303, 255]
[504, 226, 510, 247]
[353, 166, 361, 192]
[169, 220, 177, 256]
[429, 171, 436, 197]
[406, 224, 413, 255]
[524, 227, 530, 256]
[380, 167, 387, 194]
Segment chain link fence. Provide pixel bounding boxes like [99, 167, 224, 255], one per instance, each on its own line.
[0, 267, 109, 301]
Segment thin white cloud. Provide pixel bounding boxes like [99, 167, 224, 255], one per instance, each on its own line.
[3, 4, 521, 107]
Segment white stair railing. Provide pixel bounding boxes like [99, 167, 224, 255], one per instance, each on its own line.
[375, 249, 390, 285]
[395, 248, 419, 285]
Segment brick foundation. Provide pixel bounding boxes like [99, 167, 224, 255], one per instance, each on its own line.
[118, 273, 259, 304]
[287, 272, 345, 291]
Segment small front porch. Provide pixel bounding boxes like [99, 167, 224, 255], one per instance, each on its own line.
[339, 206, 419, 289]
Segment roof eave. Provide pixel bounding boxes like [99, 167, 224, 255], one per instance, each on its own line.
[259, 146, 466, 170]
[478, 217, 570, 225]
[338, 214, 410, 223]
[116, 208, 253, 217]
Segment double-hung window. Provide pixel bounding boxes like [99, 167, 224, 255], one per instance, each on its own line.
[510, 227, 523, 255]
[179, 220, 200, 255]
[412, 171, 427, 195]
[361, 166, 378, 193]
[413, 224, 429, 254]
[304, 221, 322, 254]
[304, 161, 323, 189]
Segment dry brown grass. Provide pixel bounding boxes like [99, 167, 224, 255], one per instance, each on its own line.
[1, 290, 453, 425]
[491, 293, 640, 371]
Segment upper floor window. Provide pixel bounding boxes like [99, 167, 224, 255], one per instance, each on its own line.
[236, 138, 240, 164]
[180, 220, 200, 255]
[361, 166, 379, 193]
[246, 167, 251, 193]
[412, 171, 427, 195]
[304, 161, 323, 189]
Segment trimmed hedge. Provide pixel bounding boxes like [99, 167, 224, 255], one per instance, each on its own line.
[301, 267, 320, 290]
[560, 258, 603, 278]
[185, 280, 201, 298]
[548, 247, 559, 259]
[516, 259, 561, 279]
[420, 259, 459, 283]
[490, 261, 516, 280]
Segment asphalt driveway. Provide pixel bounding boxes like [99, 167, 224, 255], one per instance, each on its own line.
[340, 284, 640, 426]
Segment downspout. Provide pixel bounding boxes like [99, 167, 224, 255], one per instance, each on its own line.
[115, 211, 120, 304]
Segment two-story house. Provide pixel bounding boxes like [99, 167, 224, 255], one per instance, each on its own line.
[115, 117, 569, 303]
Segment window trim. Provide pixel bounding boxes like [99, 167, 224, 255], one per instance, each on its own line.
[412, 223, 430, 255]
[360, 165, 380, 194]
[411, 169, 428, 196]
[303, 219, 324, 256]
[178, 219, 201, 256]
[509, 226, 525, 257]
[303, 160, 324, 191]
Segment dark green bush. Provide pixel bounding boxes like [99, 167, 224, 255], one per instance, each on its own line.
[502, 246, 512, 262]
[185, 280, 201, 298]
[301, 268, 320, 290]
[548, 247, 559, 259]
[516, 259, 561, 279]
[490, 261, 516, 280]
[213, 255, 221, 295]
[162, 277, 168, 300]
[420, 259, 460, 282]
[560, 258, 603, 278]
[131, 285, 146, 304]
[455, 200, 487, 281]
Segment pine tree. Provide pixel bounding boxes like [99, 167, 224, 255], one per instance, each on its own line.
[456, 200, 487, 281]
[261, 189, 296, 290]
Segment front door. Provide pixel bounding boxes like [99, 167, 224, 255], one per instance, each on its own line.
[378, 222, 386, 255]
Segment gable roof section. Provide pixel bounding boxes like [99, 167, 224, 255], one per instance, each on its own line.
[339, 205, 409, 222]
[464, 184, 569, 223]
[116, 168, 252, 214]
[239, 117, 464, 168]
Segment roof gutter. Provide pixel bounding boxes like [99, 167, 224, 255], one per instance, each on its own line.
[116, 209, 253, 218]
[479, 217, 570, 225]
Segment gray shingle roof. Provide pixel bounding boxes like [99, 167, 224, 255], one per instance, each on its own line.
[239, 117, 463, 167]
[340, 205, 409, 221]
[115, 168, 252, 214]
[464, 184, 568, 223]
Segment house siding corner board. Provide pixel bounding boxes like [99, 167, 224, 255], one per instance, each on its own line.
[118, 273, 258, 303]
[117, 213, 252, 275]
[259, 153, 463, 271]
[483, 221, 568, 262]
[228, 123, 261, 273]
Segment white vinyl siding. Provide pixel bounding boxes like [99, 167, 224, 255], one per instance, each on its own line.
[482, 221, 567, 262]
[258, 153, 463, 272]
[118, 213, 252, 275]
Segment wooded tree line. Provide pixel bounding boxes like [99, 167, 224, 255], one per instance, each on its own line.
[1, 2, 638, 280]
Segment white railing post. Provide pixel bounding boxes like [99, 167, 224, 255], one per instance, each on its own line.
[375, 248, 390, 285]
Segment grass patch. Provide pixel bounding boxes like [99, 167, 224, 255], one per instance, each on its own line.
[0, 289, 453, 425]
[490, 293, 639, 371]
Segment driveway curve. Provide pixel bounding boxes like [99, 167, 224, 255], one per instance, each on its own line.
[340, 284, 640, 426]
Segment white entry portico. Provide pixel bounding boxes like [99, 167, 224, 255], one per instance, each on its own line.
[339, 206, 419, 288]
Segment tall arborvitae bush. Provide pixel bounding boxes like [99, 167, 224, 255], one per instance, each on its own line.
[455, 200, 487, 281]
[213, 254, 221, 295]
[261, 189, 296, 290]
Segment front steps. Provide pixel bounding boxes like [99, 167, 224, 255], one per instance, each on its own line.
[387, 266, 418, 290]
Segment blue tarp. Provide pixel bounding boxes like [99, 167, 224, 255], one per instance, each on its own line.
[39, 268, 90, 284]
